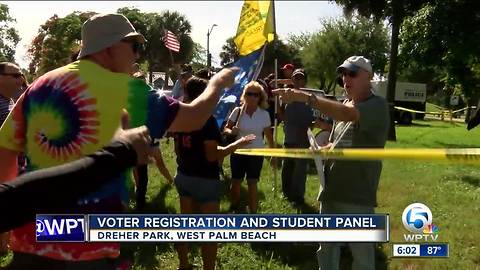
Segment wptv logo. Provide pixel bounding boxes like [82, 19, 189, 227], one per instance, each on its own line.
[402, 203, 439, 242]
[36, 215, 86, 242]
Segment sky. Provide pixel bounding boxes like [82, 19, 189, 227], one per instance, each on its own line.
[3, 1, 343, 69]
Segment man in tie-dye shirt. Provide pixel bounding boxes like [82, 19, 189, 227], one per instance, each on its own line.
[0, 14, 235, 270]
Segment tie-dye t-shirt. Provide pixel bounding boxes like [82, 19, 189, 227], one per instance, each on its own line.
[0, 60, 179, 261]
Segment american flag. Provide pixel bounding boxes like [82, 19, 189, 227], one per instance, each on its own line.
[164, 30, 180, 52]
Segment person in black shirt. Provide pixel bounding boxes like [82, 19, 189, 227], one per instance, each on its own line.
[173, 77, 254, 270]
[0, 124, 152, 233]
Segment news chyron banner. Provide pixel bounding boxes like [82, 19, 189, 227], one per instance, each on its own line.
[36, 214, 389, 243]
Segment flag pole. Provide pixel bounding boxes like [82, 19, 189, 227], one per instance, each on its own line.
[166, 29, 176, 89]
[169, 50, 174, 65]
[271, 0, 279, 197]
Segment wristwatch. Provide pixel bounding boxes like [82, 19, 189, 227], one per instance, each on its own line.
[307, 93, 316, 107]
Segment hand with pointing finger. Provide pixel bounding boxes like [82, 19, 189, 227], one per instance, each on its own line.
[272, 88, 308, 104]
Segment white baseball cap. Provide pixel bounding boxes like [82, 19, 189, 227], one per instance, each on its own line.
[337, 56, 373, 74]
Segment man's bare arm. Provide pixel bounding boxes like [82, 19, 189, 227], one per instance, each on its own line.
[168, 68, 237, 132]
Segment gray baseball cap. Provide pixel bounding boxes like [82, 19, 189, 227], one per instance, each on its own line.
[337, 56, 372, 74]
[292, 68, 306, 78]
[77, 13, 146, 59]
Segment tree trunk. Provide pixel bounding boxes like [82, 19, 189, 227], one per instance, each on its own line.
[465, 93, 480, 123]
[386, 2, 403, 141]
[148, 54, 154, 84]
[319, 76, 326, 91]
[327, 79, 335, 94]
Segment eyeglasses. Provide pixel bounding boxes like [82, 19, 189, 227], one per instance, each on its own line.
[342, 70, 358, 78]
[0, 73, 24, 79]
[122, 40, 143, 54]
[246, 92, 260, 97]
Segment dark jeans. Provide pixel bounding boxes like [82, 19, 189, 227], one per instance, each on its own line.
[135, 165, 148, 211]
[281, 143, 308, 203]
[2, 252, 118, 270]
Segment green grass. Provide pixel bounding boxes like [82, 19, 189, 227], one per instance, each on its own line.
[378, 120, 480, 270]
[133, 119, 480, 270]
[2, 119, 479, 269]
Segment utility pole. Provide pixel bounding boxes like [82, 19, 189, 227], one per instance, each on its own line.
[207, 24, 218, 70]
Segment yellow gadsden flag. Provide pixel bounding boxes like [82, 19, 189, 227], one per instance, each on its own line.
[234, 0, 275, 56]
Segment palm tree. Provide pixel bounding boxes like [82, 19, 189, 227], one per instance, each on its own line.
[219, 37, 240, 66]
[146, 11, 193, 78]
[119, 8, 194, 82]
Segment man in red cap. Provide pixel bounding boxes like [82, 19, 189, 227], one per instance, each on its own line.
[281, 63, 294, 78]
[269, 63, 295, 89]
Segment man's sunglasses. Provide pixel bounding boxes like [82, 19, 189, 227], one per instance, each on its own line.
[0, 73, 24, 79]
[341, 70, 358, 78]
[246, 92, 260, 97]
[122, 40, 143, 54]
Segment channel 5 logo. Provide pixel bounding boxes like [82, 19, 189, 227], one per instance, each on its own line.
[402, 203, 439, 242]
[36, 214, 86, 242]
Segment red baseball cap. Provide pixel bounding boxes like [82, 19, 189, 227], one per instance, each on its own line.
[280, 63, 294, 70]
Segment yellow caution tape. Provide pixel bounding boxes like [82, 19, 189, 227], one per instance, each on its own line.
[394, 106, 477, 115]
[452, 108, 466, 114]
[235, 148, 480, 164]
[452, 106, 477, 114]
[394, 106, 445, 115]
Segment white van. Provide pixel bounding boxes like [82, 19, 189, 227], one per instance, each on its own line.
[371, 81, 427, 124]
